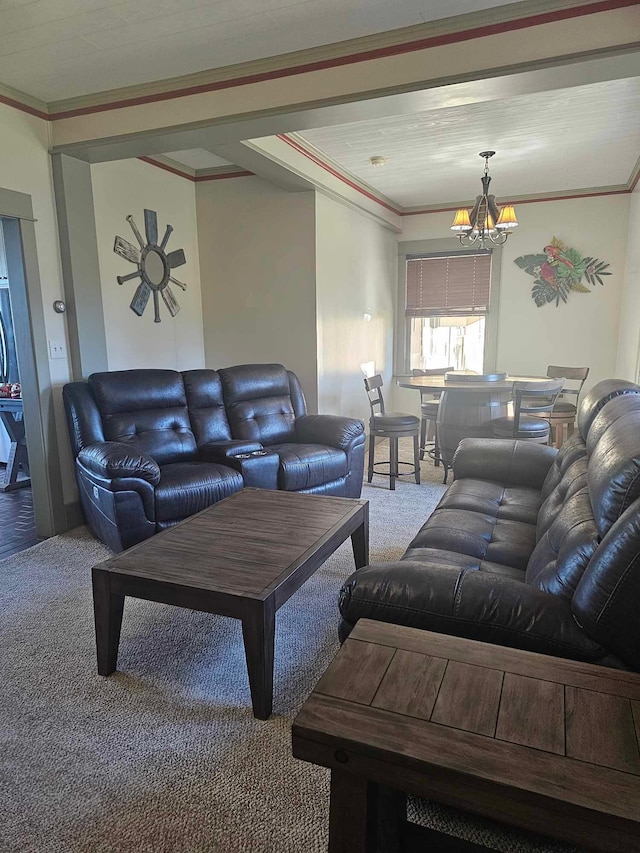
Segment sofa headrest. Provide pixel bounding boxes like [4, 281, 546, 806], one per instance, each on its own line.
[588, 410, 640, 537]
[89, 370, 186, 415]
[218, 364, 290, 403]
[577, 379, 640, 441]
[586, 393, 640, 455]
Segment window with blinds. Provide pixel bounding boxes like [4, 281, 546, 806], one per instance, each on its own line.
[405, 252, 491, 317]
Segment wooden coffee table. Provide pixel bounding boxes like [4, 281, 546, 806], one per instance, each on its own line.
[292, 619, 640, 852]
[91, 488, 368, 719]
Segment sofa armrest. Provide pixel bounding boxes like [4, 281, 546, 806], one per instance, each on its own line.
[198, 439, 263, 461]
[295, 414, 364, 450]
[452, 438, 557, 489]
[78, 441, 161, 486]
[339, 561, 605, 662]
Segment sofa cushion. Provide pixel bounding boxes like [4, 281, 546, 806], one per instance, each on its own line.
[269, 443, 347, 491]
[526, 487, 599, 601]
[572, 498, 640, 670]
[89, 370, 196, 465]
[219, 364, 298, 445]
[407, 508, 536, 571]
[438, 478, 540, 525]
[540, 432, 587, 501]
[401, 546, 525, 581]
[588, 410, 640, 537]
[182, 369, 233, 445]
[154, 462, 243, 522]
[537, 456, 588, 541]
[577, 379, 640, 440]
[586, 393, 640, 455]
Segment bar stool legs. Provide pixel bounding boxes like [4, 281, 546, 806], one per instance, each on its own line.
[368, 432, 421, 490]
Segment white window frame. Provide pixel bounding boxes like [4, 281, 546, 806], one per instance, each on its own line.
[395, 237, 502, 376]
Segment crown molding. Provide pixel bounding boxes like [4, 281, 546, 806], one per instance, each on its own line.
[138, 156, 253, 183]
[401, 185, 633, 216]
[629, 154, 640, 191]
[143, 154, 195, 178]
[0, 81, 48, 120]
[279, 131, 640, 216]
[280, 133, 402, 214]
[1, 0, 634, 121]
[194, 166, 254, 182]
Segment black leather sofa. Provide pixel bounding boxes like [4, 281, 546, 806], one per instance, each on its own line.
[63, 364, 365, 552]
[340, 379, 640, 671]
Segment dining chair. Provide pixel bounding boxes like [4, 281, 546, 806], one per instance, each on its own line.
[490, 378, 564, 443]
[545, 365, 590, 447]
[411, 366, 454, 465]
[364, 374, 420, 490]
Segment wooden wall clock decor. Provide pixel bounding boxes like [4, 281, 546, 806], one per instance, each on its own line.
[113, 209, 187, 322]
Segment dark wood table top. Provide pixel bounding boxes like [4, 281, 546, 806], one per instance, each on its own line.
[95, 488, 367, 602]
[293, 619, 640, 851]
[396, 374, 550, 392]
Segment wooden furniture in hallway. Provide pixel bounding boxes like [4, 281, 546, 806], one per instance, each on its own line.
[92, 488, 369, 720]
[0, 397, 30, 491]
[293, 619, 640, 852]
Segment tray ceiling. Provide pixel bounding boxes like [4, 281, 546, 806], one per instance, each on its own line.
[298, 77, 640, 207]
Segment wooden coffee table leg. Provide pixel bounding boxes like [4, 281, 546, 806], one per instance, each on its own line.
[241, 597, 275, 720]
[329, 770, 370, 852]
[351, 504, 369, 569]
[329, 770, 404, 853]
[91, 567, 125, 676]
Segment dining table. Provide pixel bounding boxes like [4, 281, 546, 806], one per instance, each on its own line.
[396, 371, 552, 473]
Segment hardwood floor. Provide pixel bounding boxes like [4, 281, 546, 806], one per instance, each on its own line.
[0, 485, 43, 559]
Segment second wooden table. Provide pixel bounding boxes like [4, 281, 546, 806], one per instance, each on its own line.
[293, 619, 640, 852]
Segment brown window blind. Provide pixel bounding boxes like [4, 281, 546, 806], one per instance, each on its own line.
[405, 253, 491, 317]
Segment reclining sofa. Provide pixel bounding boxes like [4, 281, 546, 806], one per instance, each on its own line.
[63, 364, 365, 552]
[340, 379, 640, 671]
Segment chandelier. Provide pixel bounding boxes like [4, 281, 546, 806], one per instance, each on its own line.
[450, 151, 518, 248]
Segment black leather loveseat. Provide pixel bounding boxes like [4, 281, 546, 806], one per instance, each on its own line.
[340, 379, 640, 671]
[63, 363, 365, 552]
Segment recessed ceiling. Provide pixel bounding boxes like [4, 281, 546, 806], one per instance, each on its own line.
[164, 150, 232, 170]
[0, 0, 528, 102]
[298, 78, 640, 207]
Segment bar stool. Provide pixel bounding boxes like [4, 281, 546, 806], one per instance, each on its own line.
[412, 366, 454, 465]
[490, 379, 564, 443]
[364, 374, 420, 490]
[546, 365, 590, 447]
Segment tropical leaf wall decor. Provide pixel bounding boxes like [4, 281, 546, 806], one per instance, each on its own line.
[514, 237, 611, 308]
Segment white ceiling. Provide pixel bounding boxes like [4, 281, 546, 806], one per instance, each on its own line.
[298, 77, 640, 207]
[164, 149, 232, 170]
[0, 0, 528, 102]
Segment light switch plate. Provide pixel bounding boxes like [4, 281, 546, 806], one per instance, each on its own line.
[48, 339, 66, 359]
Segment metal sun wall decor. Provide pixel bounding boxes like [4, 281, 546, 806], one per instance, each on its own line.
[514, 237, 611, 308]
[113, 209, 187, 323]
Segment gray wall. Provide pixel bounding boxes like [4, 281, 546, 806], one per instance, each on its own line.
[196, 176, 318, 411]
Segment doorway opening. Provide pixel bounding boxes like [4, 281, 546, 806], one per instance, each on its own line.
[0, 220, 42, 556]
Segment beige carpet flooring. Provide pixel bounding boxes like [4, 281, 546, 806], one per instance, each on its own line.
[1, 453, 581, 853]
